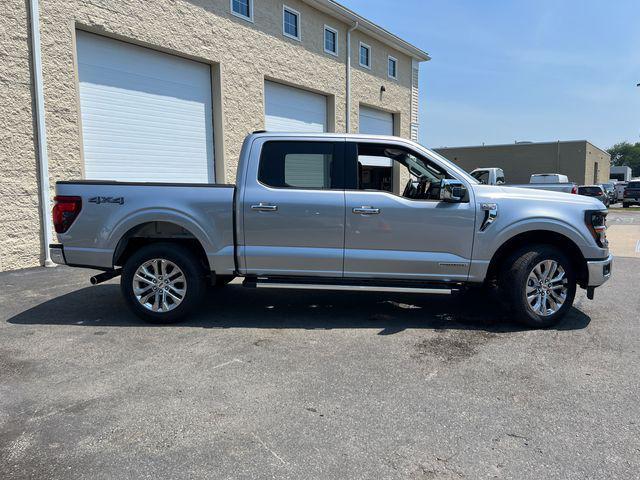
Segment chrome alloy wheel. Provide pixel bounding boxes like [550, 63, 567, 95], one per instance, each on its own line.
[133, 259, 187, 312]
[526, 260, 568, 317]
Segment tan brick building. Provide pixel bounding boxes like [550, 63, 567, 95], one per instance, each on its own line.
[1, 0, 429, 271]
[435, 141, 611, 186]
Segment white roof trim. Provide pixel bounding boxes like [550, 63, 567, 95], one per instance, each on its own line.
[301, 0, 430, 61]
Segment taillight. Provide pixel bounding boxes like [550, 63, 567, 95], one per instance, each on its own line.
[571, 185, 577, 194]
[585, 210, 608, 248]
[52, 196, 82, 233]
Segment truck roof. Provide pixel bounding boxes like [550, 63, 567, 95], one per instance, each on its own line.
[250, 131, 405, 142]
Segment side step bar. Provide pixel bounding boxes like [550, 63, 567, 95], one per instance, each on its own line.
[243, 277, 458, 295]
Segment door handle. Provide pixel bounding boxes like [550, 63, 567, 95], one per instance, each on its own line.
[251, 203, 278, 212]
[352, 206, 380, 215]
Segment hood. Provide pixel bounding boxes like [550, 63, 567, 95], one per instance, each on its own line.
[472, 184, 605, 209]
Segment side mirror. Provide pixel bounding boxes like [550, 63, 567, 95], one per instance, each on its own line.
[440, 179, 467, 203]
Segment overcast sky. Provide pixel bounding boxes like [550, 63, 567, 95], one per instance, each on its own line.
[339, 0, 640, 150]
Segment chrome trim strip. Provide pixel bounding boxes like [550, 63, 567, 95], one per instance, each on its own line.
[255, 283, 453, 294]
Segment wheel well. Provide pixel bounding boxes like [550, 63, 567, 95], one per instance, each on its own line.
[113, 222, 209, 271]
[485, 230, 588, 286]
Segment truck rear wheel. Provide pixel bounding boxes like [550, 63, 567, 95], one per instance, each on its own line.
[500, 245, 576, 328]
[121, 243, 206, 323]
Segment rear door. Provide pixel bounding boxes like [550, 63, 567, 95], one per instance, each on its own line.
[241, 139, 346, 277]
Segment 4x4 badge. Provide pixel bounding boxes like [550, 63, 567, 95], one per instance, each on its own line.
[88, 196, 124, 205]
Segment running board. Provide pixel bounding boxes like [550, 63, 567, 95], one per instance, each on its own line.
[243, 277, 457, 295]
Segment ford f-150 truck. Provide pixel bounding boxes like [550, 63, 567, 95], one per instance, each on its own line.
[50, 133, 612, 328]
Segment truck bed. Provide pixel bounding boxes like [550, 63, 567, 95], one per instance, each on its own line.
[55, 180, 237, 273]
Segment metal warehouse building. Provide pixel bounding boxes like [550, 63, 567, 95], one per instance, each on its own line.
[1, 0, 429, 272]
[435, 141, 611, 186]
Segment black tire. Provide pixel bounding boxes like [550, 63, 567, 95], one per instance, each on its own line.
[623, 203, 630, 208]
[499, 245, 576, 328]
[121, 242, 206, 323]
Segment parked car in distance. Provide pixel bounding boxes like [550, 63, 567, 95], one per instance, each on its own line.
[50, 133, 612, 328]
[530, 173, 569, 183]
[600, 183, 616, 204]
[469, 168, 578, 194]
[623, 180, 640, 208]
[615, 182, 628, 202]
[578, 185, 609, 207]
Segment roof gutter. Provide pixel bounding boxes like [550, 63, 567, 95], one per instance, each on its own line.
[28, 0, 54, 267]
[302, 0, 430, 61]
[345, 21, 358, 132]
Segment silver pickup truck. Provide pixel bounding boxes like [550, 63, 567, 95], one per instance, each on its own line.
[50, 133, 612, 328]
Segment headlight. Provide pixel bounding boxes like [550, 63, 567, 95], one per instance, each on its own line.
[585, 210, 608, 248]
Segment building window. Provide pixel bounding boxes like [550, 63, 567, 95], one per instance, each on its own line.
[283, 6, 300, 41]
[231, 0, 253, 21]
[324, 26, 338, 56]
[359, 42, 371, 69]
[388, 56, 397, 79]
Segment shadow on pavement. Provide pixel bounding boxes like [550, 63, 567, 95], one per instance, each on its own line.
[6, 283, 591, 334]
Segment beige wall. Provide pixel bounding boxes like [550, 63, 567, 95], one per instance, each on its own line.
[435, 141, 611, 185]
[0, 1, 42, 271]
[1, 0, 416, 271]
[585, 142, 611, 184]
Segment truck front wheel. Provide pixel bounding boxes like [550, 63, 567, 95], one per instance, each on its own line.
[121, 243, 206, 323]
[500, 245, 577, 328]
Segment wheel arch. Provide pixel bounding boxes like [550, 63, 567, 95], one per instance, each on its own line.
[485, 230, 588, 287]
[113, 221, 210, 271]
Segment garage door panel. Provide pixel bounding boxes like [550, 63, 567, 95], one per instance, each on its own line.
[77, 31, 214, 183]
[265, 81, 327, 133]
[359, 106, 394, 136]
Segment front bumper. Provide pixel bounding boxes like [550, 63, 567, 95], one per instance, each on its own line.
[586, 254, 613, 287]
[49, 244, 66, 265]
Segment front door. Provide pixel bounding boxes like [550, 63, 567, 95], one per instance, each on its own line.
[343, 141, 476, 281]
[242, 140, 346, 277]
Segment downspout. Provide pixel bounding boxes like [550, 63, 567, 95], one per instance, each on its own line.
[345, 21, 359, 133]
[28, 0, 54, 267]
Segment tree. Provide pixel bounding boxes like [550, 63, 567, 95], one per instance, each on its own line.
[607, 142, 640, 177]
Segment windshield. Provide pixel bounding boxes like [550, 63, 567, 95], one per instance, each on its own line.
[628, 181, 640, 189]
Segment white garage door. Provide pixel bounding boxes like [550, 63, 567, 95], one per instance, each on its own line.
[77, 31, 215, 183]
[359, 106, 394, 136]
[264, 81, 327, 132]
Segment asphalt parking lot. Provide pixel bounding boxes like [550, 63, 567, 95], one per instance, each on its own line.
[1, 211, 639, 479]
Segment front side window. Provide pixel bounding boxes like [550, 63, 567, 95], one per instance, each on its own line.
[259, 141, 342, 189]
[356, 143, 448, 200]
[359, 43, 371, 69]
[388, 56, 397, 79]
[283, 6, 300, 40]
[231, 0, 252, 20]
[324, 26, 337, 55]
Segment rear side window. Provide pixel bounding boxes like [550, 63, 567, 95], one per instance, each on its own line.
[258, 141, 343, 189]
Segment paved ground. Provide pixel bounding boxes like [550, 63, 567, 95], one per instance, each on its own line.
[1, 212, 639, 479]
